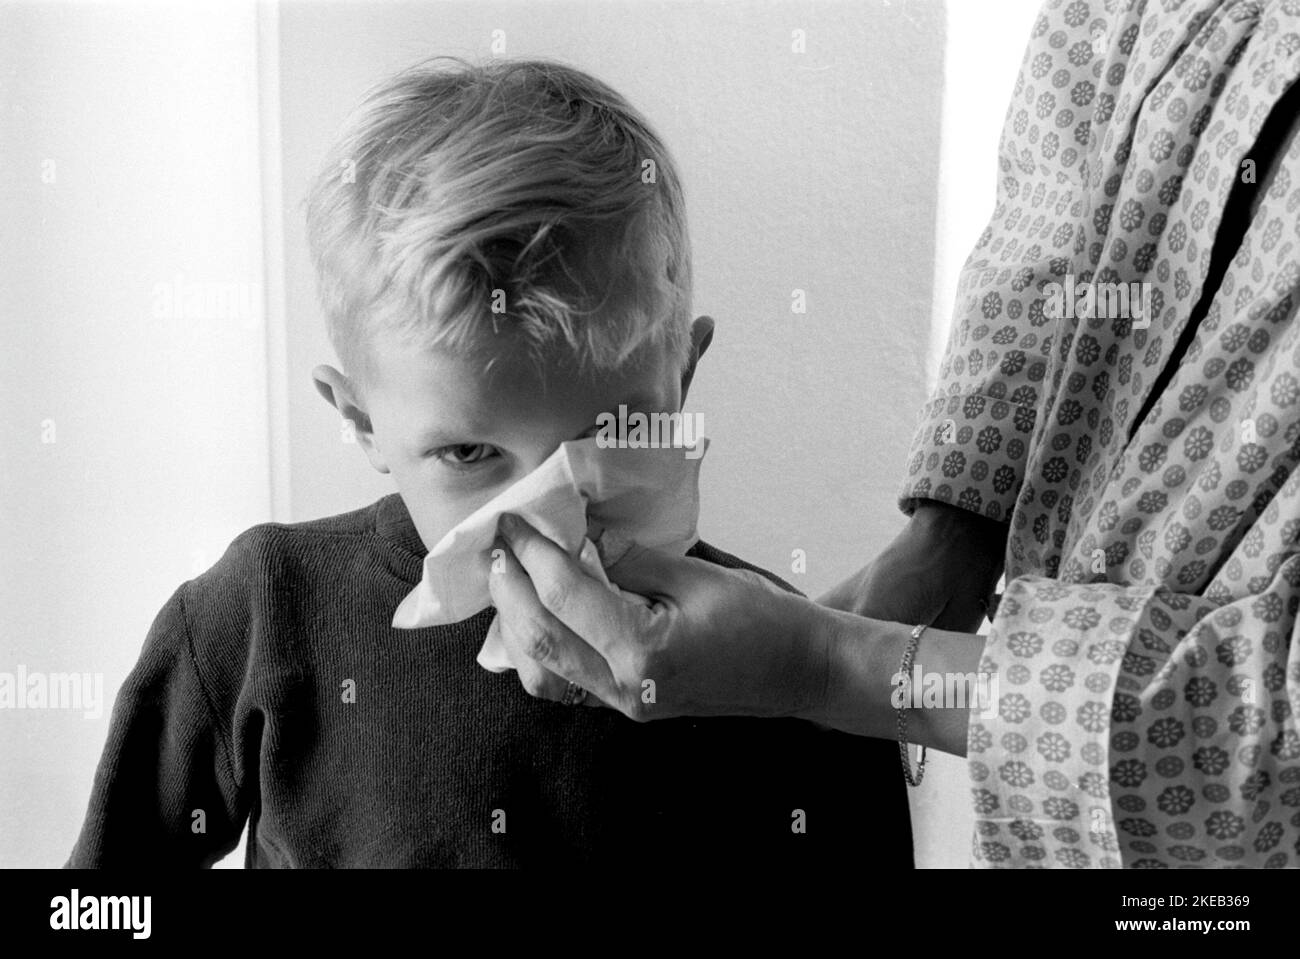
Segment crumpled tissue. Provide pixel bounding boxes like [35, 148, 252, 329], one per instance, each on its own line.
[391, 436, 708, 671]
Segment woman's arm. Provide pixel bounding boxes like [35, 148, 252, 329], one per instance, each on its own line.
[818, 500, 1006, 635]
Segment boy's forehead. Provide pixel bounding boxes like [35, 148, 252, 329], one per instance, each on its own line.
[366, 330, 675, 423]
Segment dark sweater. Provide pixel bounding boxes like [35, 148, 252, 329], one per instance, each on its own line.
[67, 493, 912, 868]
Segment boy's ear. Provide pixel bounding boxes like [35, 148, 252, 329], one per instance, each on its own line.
[679, 314, 715, 403]
[311, 365, 390, 474]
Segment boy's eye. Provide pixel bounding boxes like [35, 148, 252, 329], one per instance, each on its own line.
[431, 443, 499, 468]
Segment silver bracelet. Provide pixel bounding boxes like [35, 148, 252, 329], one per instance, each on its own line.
[897, 623, 928, 787]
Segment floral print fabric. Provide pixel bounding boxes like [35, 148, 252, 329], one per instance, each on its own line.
[900, 0, 1300, 866]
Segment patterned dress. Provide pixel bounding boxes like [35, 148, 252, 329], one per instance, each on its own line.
[900, 0, 1300, 867]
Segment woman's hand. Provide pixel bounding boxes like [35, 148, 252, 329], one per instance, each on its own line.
[817, 501, 1007, 633]
[487, 512, 830, 721]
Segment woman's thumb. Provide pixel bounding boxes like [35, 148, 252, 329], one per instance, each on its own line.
[604, 544, 695, 598]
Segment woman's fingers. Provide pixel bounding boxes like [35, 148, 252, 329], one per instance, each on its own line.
[489, 614, 610, 708]
[497, 512, 652, 659]
[486, 613, 565, 701]
[487, 530, 619, 706]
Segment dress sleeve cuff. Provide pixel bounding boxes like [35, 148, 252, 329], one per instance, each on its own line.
[966, 574, 1159, 868]
[898, 391, 1037, 521]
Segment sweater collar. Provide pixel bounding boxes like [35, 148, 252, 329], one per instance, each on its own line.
[374, 493, 429, 559]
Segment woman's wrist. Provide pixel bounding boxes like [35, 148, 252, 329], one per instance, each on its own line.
[798, 604, 988, 756]
[798, 607, 898, 738]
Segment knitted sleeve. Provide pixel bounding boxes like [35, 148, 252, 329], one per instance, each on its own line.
[65, 547, 258, 868]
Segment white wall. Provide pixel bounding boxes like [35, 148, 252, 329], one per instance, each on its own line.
[0, 1, 270, 865]
[4, 0, 1043, 869]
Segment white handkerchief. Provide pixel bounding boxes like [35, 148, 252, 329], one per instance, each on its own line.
[390, 436, 709, 672]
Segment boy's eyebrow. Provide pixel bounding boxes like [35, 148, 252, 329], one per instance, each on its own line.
[408, 412, 504, 449]
[411, 391, 668, 449]
[410, 425, 470, 450]
[414, 430, 449, 447]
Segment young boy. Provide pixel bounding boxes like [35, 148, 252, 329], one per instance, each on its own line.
[67, 57, 910, 868]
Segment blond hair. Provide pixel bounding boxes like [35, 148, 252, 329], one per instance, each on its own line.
[304, 57, 693, 391]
